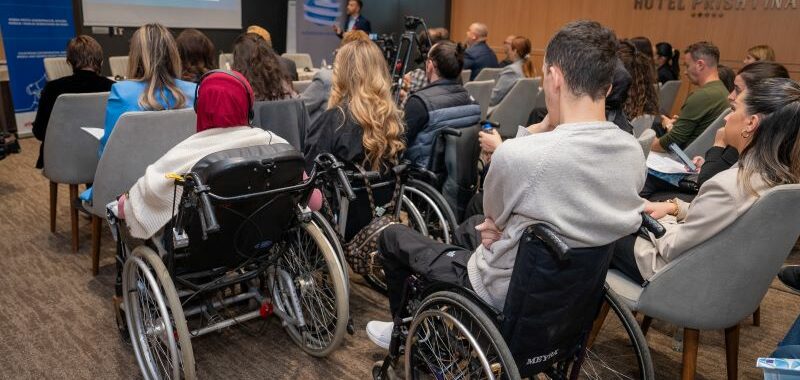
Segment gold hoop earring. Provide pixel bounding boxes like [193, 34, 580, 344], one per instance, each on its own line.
[741, 130, 751, 139]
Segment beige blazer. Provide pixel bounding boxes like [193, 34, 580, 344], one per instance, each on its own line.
[634, 167, 768, 280]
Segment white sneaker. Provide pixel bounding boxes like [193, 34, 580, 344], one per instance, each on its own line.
[366, 320, 393, 350]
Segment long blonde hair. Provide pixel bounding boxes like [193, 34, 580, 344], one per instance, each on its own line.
[328, 40, 405, 171]
[127, 23, 187, 110]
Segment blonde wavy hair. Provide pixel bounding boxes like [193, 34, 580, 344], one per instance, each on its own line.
[127, 23, 187, 110]
[328, 40, 405, 171]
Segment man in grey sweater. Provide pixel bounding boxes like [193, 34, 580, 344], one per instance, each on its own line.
[366, 20, 647, 349]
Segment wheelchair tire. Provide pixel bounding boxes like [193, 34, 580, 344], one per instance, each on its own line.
[403, 180, 458, 245]
[311, 211, 350, 293]
[578, 287, 655, 380]
[123, 246, 196, 380]
[405, 291, 520, 380]
[275, 221, 349, 357]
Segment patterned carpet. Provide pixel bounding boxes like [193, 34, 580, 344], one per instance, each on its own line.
[1, 138, 798, 379]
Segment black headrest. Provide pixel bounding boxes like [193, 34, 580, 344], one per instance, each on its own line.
[191, 143, 304, 184]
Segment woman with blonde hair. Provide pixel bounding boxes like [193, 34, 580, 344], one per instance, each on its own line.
[97, 23, 196, 156]
[744, 44, 776, 64]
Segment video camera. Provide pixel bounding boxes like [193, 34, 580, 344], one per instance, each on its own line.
[373, 16, 433, 104]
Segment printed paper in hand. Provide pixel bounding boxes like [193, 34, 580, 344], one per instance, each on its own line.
[646, 152, 689, 174]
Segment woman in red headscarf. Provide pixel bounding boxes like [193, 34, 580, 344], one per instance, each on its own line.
[115, 71, 318, 239]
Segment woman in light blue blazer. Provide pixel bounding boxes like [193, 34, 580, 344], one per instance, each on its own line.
[487, 36, 536, 115]
[98, 23, 196, 156]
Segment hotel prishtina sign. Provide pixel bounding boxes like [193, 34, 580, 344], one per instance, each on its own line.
[634, 0, 797, 11]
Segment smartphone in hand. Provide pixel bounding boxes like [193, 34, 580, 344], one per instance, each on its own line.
[668, 143, 698, 172]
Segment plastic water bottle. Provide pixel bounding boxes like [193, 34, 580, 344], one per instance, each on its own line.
[672, 326, 683, 352]
[482, 122, 495, 134]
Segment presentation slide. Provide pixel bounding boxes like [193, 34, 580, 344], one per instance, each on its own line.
[83, 0, 242, 29]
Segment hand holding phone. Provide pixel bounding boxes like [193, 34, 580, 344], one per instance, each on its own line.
[668, 143, 697, 172]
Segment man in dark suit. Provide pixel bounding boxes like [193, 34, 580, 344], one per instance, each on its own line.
[333, 0, 371, 38]
[32, 35, 114, 168]
[463, 22, 498, 80]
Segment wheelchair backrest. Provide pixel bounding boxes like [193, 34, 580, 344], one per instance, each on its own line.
[178, 143, 305, 272]
[500, 227, 614, 377]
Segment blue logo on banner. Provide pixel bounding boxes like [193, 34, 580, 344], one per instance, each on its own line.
[0, 0, 75, 113]
[303, 0, 341, 26]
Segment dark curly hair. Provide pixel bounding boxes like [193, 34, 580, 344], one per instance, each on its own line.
[176, 29, 216, 82]
[232, 33, 292, 101]
[618, 40, 659, 119]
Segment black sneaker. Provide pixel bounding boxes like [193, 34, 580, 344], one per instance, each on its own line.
[778, 265, 800, 294]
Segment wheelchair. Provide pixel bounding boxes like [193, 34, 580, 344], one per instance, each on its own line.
[110, 144, 356, 379]
[372, 215, 665, 380]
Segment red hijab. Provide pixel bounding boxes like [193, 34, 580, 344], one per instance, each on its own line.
[195, 70, 255, 132]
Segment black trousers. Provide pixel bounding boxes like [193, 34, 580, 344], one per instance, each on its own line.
[609, 234, 646, 284]
[378, 215, 484, 317]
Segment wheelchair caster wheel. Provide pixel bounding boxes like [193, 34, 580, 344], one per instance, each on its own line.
[113, 295, 131, 344]
[372, 360, 400, 380]
[347, 317, 355, 335]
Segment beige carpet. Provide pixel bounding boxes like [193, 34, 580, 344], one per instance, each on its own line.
[1, 138, 798, 379]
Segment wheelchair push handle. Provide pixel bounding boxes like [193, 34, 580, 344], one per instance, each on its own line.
[640, 212, 666, 238]
[336, 167, 357, 201]
[184, 172, 220, 236]
[313, 153, 357, 201]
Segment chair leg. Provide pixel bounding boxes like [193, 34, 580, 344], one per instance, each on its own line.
[91, 215, 101, 275]
[681, 328, 700, 380]
[725, 324, 740, 380]
[753, 306, 761, 327]
[641, 315, 653, 337]
[69, 185, 79, 253]
[586, 299, 611, 349]
[49, 181, 57, 233]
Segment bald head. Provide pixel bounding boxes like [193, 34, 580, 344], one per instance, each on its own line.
[466, 22, 489, 46]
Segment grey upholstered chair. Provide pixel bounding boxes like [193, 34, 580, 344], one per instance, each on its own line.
[282, 53, 313, 70]
[488, 78, 541, 137]
[42, 92, 109, 253]
[218, 53, 234, 70]
[86, 109, 196, 275]
[683, 108, 732, 158]
[253, 99, 310, 152]
[631, 114, 656, 137]
[464, 79, 495, 120]
[606, 184, 800, 380]
[43, 57, 73, 80]
[637, 129, 656, 158]
[460, 69, 472, 84]
[108, 56, 129, 78]
[292, 80, 312, 94]
[473, 67, 503, 82]
[659, 80, 682, 115]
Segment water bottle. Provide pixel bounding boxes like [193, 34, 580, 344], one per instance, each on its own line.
[482, 122, 495, 134]
[320, 58, 327, 69]
[672, 326, 684, 352]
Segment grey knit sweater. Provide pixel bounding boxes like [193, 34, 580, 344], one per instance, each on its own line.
[467, 121, 646, 309]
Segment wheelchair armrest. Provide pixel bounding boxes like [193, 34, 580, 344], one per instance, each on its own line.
[640, 212, 666, 239]
[439, 127, 462, 137]
[529, 223, 570, 262]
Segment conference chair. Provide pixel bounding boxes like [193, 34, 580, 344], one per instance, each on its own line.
[631, 114, 656, 137]
[43, 57, 73, 80]
[42, 92, 109, 253]
[473, 67, 503, 82]
[488, 77, 541, 137]
[108, 56, 129, 78]
[86, 109, 196, 275]
[281, 53, 313, 70]
[460, 69, 471, 84]
[683, 108, 732, 159]
[253, 99, 310, 151]
[463, 79, 495, 120]
[659, 80, 682, 115]
[606, 184, 800, 380]
[218, 53, 233, 70]
[637, 129, 656, 158]
[292, 80, 312, 94]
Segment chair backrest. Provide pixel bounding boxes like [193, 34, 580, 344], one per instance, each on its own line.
[282, 53, 313, 70]
[464, 80, 495, 120]
[292, 80, 312, 93]
[43, 57, 73, 80]
[43, 93, 109, 184]
[638, 184, 800, 330]
[87, 109, 196, 216]
[631, 114, 656, 137]
[637, 129, 656, 158]
[460, 69, 472, 84]
[488, 78, 541, 137]
[473, 67, 504, 82]
[683, 108, 731, 158]
[253, 99, 310, 151]
[659, 80, 682, 115]
[441, 125, 481, 222]
[218, 53, 233, 70]
[108, 56, 129, 78]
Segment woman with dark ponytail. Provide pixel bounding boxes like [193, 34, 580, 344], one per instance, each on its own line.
[487, 36, 535, 114]
[655, 42, 680, 83]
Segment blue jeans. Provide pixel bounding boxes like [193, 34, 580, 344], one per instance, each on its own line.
[773, 313, 800, 359]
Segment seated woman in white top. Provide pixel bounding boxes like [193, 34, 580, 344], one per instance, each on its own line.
[611, 77, 800, 283]
[487, 36, 536, 115]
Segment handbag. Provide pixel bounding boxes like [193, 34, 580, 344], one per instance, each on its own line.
[342, 164, 402, 285]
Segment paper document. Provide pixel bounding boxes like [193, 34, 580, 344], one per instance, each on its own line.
[81, 127, 104, 140]
[646, 152, 689, 174]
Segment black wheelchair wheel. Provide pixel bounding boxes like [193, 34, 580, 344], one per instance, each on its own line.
[578, 287, 655, 380]
[403, 180, 458, 245]
[405, 291, 520, 380]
